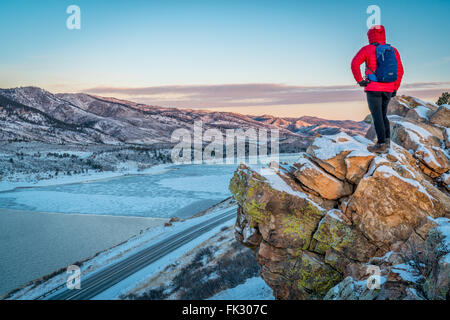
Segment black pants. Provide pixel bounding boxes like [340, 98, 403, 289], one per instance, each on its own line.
[366, 91, 392, 144]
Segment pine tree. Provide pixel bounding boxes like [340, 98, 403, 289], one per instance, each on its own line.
[436, 92, 449, 106]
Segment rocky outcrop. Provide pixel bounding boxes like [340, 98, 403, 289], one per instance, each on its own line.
[230, 96, 450, 300]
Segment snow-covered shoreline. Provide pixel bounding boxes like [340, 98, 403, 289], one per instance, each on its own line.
[3, 201, 238, 300]
[0, 163, 172, 193]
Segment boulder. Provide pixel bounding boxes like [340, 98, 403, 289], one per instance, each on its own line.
[348, 162, 450, 248]
[325, 219, 450, 300]
[444, 127, 450, 149]
[387, 96, 412, 116]
[306, 132, 373, 180]
[291, 157, 352, 200]
[344, 150, 375, 184]
[311, 210, 378, 261]
[397, 95, 439, 112]
[230, 164, 326, 250]
[442, 173, 450, 191]
[405, 106, 433, 122]
[429, 105, 450, 127]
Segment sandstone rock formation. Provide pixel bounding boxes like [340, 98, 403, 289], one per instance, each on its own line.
[230, 96, 450, 300]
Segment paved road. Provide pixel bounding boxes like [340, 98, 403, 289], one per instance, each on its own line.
[45, 209, 236, 300]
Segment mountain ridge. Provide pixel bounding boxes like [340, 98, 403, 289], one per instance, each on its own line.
[0, 86, 369, 151]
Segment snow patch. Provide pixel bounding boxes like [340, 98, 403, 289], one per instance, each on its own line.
[395, 120, 433, 140]
[391, 263, 422, 283]
[310, 132, 368, 160]
[376, 165, 435, 202]
[208, 277, 274, 300]
[413, 106, 430, 120]
[326, 209, 344, 223]
[256, 167, 323, 211]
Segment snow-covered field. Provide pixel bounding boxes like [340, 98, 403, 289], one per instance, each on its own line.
[0, 164, 231, 218]
[0, 154, 302, 218]
[0, 162, 170, 193]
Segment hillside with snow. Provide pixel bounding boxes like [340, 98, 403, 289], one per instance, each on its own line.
[0, 86, 368, 150]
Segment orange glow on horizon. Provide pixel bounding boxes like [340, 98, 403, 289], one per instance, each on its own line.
[186, 92, 443, 121]
[203, 101, 369, 121]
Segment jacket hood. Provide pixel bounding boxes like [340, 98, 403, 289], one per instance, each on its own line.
[367, 25, 386, 44]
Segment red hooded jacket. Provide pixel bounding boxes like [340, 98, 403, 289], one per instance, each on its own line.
[351, 25, 404, 92]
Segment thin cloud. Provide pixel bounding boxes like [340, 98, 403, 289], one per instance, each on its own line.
[424, 56, 450, 67]
[84, 82, 450, 109]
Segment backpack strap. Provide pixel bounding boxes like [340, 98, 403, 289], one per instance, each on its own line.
[366, 63, 376, 76]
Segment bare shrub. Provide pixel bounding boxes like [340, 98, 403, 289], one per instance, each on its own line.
[123, 287, 168, 300]
[176, 249, 260, 299]
[124, 243, 260, 300]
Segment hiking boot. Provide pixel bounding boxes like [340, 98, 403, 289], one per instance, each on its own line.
[368, 143, 388, 154]
[375, 139, 390, 148]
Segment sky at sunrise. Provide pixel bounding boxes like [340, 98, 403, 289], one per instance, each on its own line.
[1, 0, 449, 120]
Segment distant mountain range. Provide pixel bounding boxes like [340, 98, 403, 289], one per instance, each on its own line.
[0, 87, 369, 151]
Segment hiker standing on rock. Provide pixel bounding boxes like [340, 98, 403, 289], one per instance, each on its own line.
[351, 25, 404, 154]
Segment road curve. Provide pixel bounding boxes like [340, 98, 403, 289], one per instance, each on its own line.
[46, 208, 236, 300]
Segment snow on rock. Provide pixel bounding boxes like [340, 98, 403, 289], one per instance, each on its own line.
[395, 120, 434, 140]
[249, 165, 324, 210]
[307, 132, 369, 161]
[305, 132, 375, 181]
[387, 115, 449, 177]
[209, 277, 274, 300]
[326, 208, 345, 223]
[429, 104, 450, 128]
[390, 263, 423, 283]
[375, 164, 435, 202]
[442, 172, 450, 191]
[412, 106, 431, 120]
[324, 276, 387, 300]
[433, 217, 450, 246]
